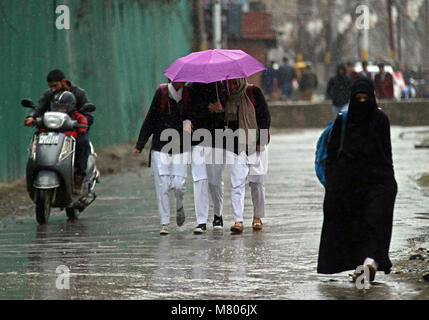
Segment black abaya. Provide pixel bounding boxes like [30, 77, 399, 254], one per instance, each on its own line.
[317, 78, 398, 275]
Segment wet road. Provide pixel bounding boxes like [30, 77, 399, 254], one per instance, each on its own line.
[1, 127, 429, 299]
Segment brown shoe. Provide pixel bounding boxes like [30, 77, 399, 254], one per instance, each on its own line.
[366, 264, 377, 282]
[73, 175, 85, 195]
[230, 221, 243, 234]
[252, 218, 263, 231]
[350, 264, 377, 283]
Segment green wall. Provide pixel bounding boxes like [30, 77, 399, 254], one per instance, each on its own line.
[0, 0, 193, 182]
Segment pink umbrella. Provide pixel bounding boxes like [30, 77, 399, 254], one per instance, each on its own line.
[163, 49, 266, 83]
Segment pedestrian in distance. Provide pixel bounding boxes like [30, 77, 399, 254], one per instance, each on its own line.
[224, 78, 271, 234]
[374, 63, 394, 100]
[260, 61, 277, 100]
[359, 61, 373, 81]
[277, 57, 297, 100]
[326, 64, 352, 116]
[346, 61, 359, 82]
[298, 63, 318, 101]
[317, 77, 397, 283]
[134, 80, 190, 235]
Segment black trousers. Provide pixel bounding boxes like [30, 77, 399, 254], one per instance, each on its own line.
[75, 133, 90, 177]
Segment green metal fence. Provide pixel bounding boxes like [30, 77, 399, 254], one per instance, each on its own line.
[0, 0, 193, 182]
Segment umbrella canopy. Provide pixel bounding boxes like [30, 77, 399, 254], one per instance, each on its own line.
[163, 49, 266, 83]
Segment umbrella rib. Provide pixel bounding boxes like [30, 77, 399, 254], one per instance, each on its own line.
[214, 49, 243, 60]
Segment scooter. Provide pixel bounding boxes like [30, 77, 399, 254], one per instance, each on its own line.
[22, 99, 100, 224]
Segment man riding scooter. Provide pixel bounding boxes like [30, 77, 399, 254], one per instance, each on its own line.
[24, 69, 94, 194]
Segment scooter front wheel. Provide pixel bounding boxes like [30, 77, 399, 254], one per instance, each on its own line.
[35, 189, 52, 225]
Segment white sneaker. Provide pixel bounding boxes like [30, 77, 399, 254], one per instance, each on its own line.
[160, 224, 169, 235]
[193, 224, 207, 234]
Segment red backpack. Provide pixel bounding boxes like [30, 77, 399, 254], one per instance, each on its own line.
[160, 83, 189, 112]
[246, 84, 256, 106]
[245, 84, 270, 144]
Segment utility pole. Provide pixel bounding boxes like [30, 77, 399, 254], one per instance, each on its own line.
[425, 0, 429, 70]
[396, 0, 401, 65]
[191, 0, 208, 51]
[324, 1, 332, 76]
[361, 0, 369, 62]
[387, 0, 395, 60]
[197, 0, 208, 51]
[213, 0, 222, 49]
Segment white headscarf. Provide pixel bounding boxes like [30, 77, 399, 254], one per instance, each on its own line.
[168, 82, 183, 103]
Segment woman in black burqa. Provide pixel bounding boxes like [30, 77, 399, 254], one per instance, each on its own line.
[317, 77, 398, 281]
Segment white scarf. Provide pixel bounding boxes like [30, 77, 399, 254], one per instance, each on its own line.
[168, 83, 183, 103]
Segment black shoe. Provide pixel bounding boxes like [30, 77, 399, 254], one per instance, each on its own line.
[176, 207, 185, 226]
[212, 215, 223, 230]
[193, 224, 207, 234]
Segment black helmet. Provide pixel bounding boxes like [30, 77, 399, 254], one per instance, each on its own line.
[51, 91, 76, 114]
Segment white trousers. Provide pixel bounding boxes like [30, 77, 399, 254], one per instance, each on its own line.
[227, 150, 268, 222]
[248, 177, 265, 219]
[151, 151, 188, 225]
[190, 147, 268, 223]
[191, 146, 209, 224]
[207, 148, 226, 218]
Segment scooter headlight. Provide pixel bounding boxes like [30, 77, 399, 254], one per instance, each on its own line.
[43, 112, 66, 129]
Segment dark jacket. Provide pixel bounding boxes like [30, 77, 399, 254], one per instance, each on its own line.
[27, 81, 94, 127]
[277, 63, 296, 86]
[186, 82, 227, 148]
[135, 87, 188, 154]
[261, 66, 277, 93]
[299, 69, 318, 91]
[326, 65, 352, 107]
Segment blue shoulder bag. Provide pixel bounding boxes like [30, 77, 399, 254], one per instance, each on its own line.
[315, 110, 348, 187]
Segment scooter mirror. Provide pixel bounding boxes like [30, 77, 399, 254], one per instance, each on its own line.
[21, 99, 35, 108]
[80, 103, 96, 113]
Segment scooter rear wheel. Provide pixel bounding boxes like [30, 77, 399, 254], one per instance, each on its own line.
[66, 208, 79, 221]
[35, 189, 52, 225]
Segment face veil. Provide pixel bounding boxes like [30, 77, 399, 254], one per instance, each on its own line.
[348, 77, 378, 124]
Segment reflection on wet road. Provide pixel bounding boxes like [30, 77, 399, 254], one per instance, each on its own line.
[1, 127, 429, 299]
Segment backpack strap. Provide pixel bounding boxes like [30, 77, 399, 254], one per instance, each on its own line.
[337, 110, 348, 156]
[160, 84, 189, 112]
[245, 84, 271, 145]
[160, 83, 168, 113]
[246, 84, 256, 106]
[182, 86, 189, 105]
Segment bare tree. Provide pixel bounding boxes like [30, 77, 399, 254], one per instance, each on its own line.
[262, 0, 427, 79]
